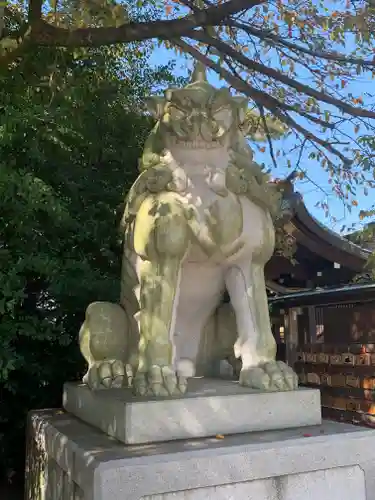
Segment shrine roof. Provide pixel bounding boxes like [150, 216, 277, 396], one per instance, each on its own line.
[269, 179, 370, 272]
[268, 282, 375, 308]
[291, 197, 370, 269]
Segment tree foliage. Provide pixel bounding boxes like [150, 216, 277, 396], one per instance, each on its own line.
[2, 1, 375, 213]
[0, 36, 179, 482]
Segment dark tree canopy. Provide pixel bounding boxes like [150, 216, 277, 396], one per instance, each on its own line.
[0, 35, 179, 481]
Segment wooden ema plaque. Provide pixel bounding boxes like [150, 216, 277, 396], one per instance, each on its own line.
[295, 343, 375, 427]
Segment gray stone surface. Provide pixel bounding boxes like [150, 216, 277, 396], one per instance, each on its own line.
[142, 466, 365, 500]
[63, 378, 322, 444]
[26, 410, 375, 500]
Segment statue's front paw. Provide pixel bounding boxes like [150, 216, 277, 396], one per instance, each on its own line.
[133, 365, 188, 397]
[239, 361, 298, 391]
[83, 360, 133, 390]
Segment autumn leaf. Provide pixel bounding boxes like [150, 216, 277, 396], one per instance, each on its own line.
[352, 97, 364, 105]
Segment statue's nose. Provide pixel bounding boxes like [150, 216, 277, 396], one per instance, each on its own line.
[189, 113, 202, 135]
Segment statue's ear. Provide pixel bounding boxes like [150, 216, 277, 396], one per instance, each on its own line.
[145, 96, 165, 120]
[232, 96, 249, 124]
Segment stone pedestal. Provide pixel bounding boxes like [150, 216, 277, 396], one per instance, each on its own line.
[63, 378, 322, 444]
[26, 409, 375, 500]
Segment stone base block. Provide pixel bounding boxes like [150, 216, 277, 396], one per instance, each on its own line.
[63, 378, 321, 444]
[26, 409, 375, 500]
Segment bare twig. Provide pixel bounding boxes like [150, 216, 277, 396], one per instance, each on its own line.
[258, 102, 278, 169]
[229, 20, 375, 68]
[296, 138, 307, 171]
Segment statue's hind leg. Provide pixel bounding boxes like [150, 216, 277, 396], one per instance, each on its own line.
[79, 301, 133, 389]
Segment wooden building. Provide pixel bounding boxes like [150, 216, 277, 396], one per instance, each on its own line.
[262, 189, 375, 426]
[269, 284, 375, 427]
[263, 189, 371, 360]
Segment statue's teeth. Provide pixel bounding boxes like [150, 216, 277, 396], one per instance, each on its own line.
[175, 140, 220, 150]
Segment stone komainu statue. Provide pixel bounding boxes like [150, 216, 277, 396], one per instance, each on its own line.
[78, 64, 299, 396]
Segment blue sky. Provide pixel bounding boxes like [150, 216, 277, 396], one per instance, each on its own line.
[149, 44, 374, 234]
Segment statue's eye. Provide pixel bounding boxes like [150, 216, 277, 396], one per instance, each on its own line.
[213, 108, 232, 129]
[169, 107, 185, 120]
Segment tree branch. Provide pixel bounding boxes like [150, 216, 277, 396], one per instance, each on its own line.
[28, 0, 43, 24]
[190, 30, 375, 120]
[29, 0, 263, 47]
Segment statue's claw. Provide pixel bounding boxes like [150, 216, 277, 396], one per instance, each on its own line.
[239, 361, 298, 391]
[83, 360, 133, 390]
[133, 365, 188, 397]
